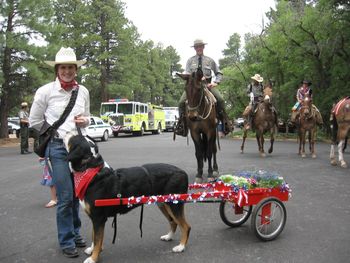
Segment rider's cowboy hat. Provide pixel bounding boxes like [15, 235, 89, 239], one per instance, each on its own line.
[44, 47, 86, 67]
[251, 74, 264, 83]
[192, 39, 207, 47]
[21, 102, 28, 107]
[301, 80, 312, 86]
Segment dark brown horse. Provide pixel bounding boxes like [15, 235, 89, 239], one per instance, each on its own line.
[176, 69, 218, 183]
[241, 93, 277, 157]
[297, 95, 317, 158]
[330, 97, 350, 168]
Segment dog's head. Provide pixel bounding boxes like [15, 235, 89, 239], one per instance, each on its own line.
[65, 133, 104, 172]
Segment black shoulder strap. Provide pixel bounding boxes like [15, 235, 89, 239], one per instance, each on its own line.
[52, 88, 79, 129]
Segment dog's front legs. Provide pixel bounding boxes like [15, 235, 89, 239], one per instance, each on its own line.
[158, 204, 177, 241]
[84, 219, 106, 263]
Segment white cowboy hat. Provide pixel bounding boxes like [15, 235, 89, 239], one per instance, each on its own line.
[191, 39, 207, 47]
[44, 47, 86, 67]
[21, 102, 28, 107]
[251, 74, 264, 83]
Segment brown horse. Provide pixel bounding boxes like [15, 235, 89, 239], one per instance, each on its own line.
[241, 93, 277, 157]
[176, 69, 218, 183]
[297, 95, 318, 158]
[330, 97, 350, 168]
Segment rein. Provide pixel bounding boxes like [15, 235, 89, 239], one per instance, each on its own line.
[187, 81, 213, 120]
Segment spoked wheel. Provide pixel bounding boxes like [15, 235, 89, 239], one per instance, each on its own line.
[219, 200, 252, 227]
[251, 197, 287, 241]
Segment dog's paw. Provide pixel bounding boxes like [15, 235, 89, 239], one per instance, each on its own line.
[84, 244, 94, 255]
[172, 244, 185, 253]
[160, 232, 174, 241]
[83, 257, 96, 263]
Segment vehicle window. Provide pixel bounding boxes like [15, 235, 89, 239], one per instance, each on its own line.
[96, 120, 103, 125]
[100, 104, 116, 116]
[140, 105, 144, 113]
[136, 104, 139, 113]
[90, 118, 96, 125]
[117, 103, 133, 114]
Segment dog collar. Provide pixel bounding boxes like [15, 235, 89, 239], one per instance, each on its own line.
[73, 165, 103, 200]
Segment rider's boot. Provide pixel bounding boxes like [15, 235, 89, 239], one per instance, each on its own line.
[174, 105, 188, 137]
[217, 103, 233, 135]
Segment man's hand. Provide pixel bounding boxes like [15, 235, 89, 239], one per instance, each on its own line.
[207, 82, 218, 89]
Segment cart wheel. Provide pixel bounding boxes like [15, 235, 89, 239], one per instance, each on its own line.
[219, 201, 252, 227]
[251, 197, 287, 241]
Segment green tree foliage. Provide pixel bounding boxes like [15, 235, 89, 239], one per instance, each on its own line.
[0, 0, 53, 138]
[220, 0, 350, 129]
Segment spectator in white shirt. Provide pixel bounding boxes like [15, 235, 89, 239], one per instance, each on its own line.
[29, 47, 90, 258]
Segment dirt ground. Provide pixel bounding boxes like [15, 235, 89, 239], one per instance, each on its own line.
[0, 134, 35, 148]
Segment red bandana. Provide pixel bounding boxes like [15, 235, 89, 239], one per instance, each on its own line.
[73, 165, 103, 200]
[58, 76, 78, 91]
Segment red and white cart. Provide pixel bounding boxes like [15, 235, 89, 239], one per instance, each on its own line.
[95, 180, 290, 241]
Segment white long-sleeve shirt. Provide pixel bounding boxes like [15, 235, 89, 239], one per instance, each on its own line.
[29, 78, 90, 139]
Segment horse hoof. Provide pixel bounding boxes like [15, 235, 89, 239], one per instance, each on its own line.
[207, 177, 215, 183]
[194, 177, 203, 184]
[260, 153, 266, 158]
[212, 171, 219, 177]
[340, 161, 348, 168]
[302, 154, 306, 158]
[312, 154, 316, 159]
[330, 160, 337, 166]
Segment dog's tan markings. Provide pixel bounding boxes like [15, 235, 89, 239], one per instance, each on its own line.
[84, 201, 91, 215]
[163, 204, 191, 252]
[90, 224, 105, 262]
[158, 204, 177, 235]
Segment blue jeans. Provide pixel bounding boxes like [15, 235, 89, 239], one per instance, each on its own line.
[46, 139, 82, 249]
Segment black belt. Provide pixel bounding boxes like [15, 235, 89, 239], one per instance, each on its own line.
[51, 137, 63, 143]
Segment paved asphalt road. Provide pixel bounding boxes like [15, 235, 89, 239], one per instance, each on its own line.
[0, 132, 349, 263]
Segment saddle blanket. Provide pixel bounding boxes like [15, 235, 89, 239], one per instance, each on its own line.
[332, 97, 350, 116]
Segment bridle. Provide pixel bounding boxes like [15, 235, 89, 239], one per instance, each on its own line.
[186, 80, 213, 120]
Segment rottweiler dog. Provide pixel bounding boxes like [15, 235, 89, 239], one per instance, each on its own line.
[65, 134, 191, 263]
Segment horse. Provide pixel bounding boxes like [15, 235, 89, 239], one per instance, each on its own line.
[297, 95, 318, 158]
[240, 89, 277, 157]
[176, 69, 218, 183]
[330, 97, 350, 168]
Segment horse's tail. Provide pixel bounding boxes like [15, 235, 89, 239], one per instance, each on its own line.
[330, 112, 338, 144]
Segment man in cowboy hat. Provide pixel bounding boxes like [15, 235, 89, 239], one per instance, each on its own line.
[18, 102, 31, 154]
[30, 47, 90, 258]
[291, 80, 323, 125]
[242, 74, 265, 130]
[175, 39, 233, 136]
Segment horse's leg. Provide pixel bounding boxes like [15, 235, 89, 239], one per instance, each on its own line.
[192, 135, 204, 183]
[338, 140, 347, 168]
[338, 126, 348, 168]
[268, 128, 274, 154]
[256, 131, 265, 157]
[300, 130, 306, 158]
[212, 136, 219, 177]
[240, 128, 247, 154]
[330, 143, 337, 165]
[311, 128, 316, 158]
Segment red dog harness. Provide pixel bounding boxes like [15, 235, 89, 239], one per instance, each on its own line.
[74, 165, 103, 200]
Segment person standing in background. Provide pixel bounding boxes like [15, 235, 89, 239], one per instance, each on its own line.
[18, 102, 31, 154]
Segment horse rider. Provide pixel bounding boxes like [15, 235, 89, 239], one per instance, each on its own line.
[243, 74, 263, 130]
[175, 39, 233, 136]
[290, 80, 323, 125]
